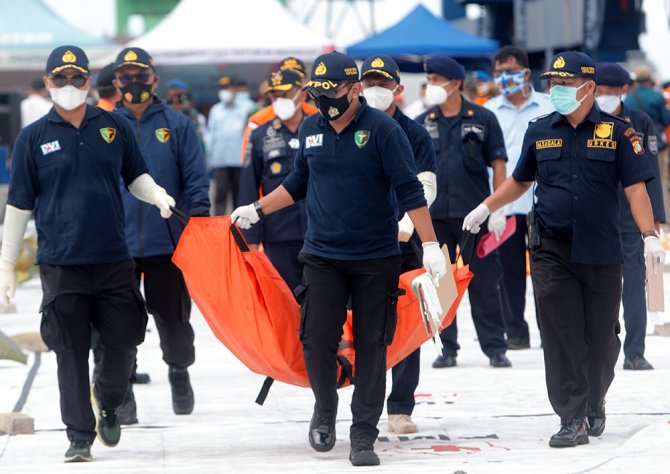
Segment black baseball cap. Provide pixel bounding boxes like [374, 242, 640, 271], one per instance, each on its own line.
[114, 47, 155, 71]
[46, 45, 89, 75]
[361, 55, 401, 83]
[266, 69, 303, 92]
[540, 51, 596, 80]
[303, 51, 359, 97]
[424, 55, 465, 80]
[278, 56, 306, 77]
[595, 63, 631, 87]
[95, 63, 116, 88]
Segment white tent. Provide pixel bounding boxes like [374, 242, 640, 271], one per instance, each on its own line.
[107, 0, 333, 65]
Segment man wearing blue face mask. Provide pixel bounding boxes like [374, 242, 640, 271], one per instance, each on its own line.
[463, 51, 664, 448]
[595, 62, 665, 371]
[485, 46, 554, 351]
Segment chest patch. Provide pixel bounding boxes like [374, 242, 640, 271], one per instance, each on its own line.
[536, 139, 562, 150]
[306, 134, 323, 149]
[100, 127, 116, 144]
[40, 140, 61, 155]
[424, 121, 439, 139]
[289, 138, 299, 149]
[155, 128, 171, 143]
[354, 130, 370, 149]
[461, 123, 484, 141]
[270, 162, 282, 174]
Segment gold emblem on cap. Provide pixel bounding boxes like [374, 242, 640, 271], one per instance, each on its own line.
[271, 71, 283, 86]
[315, 61, 327, 76]
[281, 59, 298, 70]
[371, 57, 384, 68]
[124, 50, 138, 61]
[62, 50, 77, 63]
[553, 56, 565, 69]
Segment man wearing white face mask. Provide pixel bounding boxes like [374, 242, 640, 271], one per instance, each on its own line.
[462, 51, 663, 448]
[595, 62, 665, 371]
[360, 54, 437, 435]
[206, 75, 256, 215]
[416, 55, 512, 370]
[0, 45, 175, 462]
[238, 69, 311, 291]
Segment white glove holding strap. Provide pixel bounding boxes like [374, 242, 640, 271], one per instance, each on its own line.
[231, 203, 260, 229]
[644, 236, 666, 273]
[422, 241, 447, 286]
[487, 208, 507, 241]
[128, 173, 176, 218]
[0, 205, 31, 305]
[462, 203, 490, 234]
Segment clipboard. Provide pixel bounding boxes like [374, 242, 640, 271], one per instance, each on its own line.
[646, 253, 665, 312]
[476, 215, 517, 258]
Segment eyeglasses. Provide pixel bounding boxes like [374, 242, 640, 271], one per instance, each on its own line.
[50, 74, 88, 88]
[117, 72, 152, 86]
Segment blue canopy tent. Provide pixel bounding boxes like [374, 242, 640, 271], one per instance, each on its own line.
[346, 5, 499, 72]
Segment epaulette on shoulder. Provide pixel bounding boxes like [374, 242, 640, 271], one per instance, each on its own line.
[530, 113, 552, 123]
[599, 110, 628, 125]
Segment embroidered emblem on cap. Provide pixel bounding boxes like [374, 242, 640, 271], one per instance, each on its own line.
[344, 67, 358, 76]
[155, 128, 170, 143]
[100, 127, 116, 144]
[281, 59, 299, 70]
[124, 50, 138, 61]
[315, 62, 327, 76]
[271, 71, 283, 86]
[371, 58, 384, 68]
[553, 57, 565, 69]
[62, 50, 76, 63]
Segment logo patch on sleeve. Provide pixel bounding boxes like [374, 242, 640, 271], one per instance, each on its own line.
[99, 128, 116, 144]
[40, 140, 61, 155]
[155, 128, 171, 143]
[305, 134, 323, 149]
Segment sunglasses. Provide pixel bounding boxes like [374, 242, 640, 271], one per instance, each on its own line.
[117, 72, 152, 86]
[50, 74, 88, 88]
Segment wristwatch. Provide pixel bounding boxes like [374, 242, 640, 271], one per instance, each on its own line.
[642, 229, 659, 239]
[253, 200, 265, 219]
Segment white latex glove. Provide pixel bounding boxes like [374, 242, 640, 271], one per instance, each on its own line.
[462, 203, 490, 234]
[487, 208, 506, 241]
[398, 213, 415, 242]
[644, 236, 666, 273]
[148, 186, 176, 219]
[422, 242, 447, 286]
[231, 203, 260, 229]
[0, 257, 16, 306]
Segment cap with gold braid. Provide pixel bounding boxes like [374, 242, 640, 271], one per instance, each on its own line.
[114, 47, 155, 71]
[361, 55, 401, 83]
[540, 51, 596, 80]
[266, 69, 303, 92]
[46, 45, 89, 75]
[303, 51, 359, 98]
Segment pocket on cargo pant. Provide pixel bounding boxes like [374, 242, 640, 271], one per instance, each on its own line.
[39, 301, 66, 352]
[382, 288, 406, 345]
[294, 285, 309, 341]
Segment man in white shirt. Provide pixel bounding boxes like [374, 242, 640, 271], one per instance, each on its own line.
[484, 46, 554, 349]
[20, 78, 52, 128]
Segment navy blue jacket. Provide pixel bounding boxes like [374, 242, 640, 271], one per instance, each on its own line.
[116, 99, 210, 257]
[8, 106, 147, 265]
[514, 105, 654, 264]
[416, 99, 507, 219]
[281, 97, 426, 260]
[239, 116, 308, 244]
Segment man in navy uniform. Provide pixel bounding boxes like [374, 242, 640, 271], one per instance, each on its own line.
[595, 62, 665, 370]
[238, 68, 311, 292]
[463, 51, 664, 448]
[416, 55, 511, 369]
[360, 54, 437, 435]
[232, 51, 447, 467]
[113, 47, 210, 417]
[0, 45, 175, 462]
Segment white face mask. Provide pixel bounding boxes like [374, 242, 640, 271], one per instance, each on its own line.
[272, 91, 300, 121]
[218, 89, 233, 103]
[48, 85, 88, 111]
[425, 82, 450, 106]
[362, 86, 396, 111]
[595, 94, 622, 114]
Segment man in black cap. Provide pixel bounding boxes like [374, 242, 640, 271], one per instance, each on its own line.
[0, 45, 175, 462]
[112, 47, 210, 417]
[595, 62, 665, 371]
[360, 54, 437, 435]
[95, 63, 120, 112]
[416, 55, 511, 370]
[232, 51, 446, 467]
[463, 51, 664, 447]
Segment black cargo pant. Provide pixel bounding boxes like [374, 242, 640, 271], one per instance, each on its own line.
[39, 261, 148, 442]
[298, 253, 402, 443]
[530, 238, 622, 424]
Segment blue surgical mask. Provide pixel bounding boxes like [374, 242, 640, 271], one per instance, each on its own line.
[494, 70, 527, 97]
[236, 91, 250, 101]
[550, 82, 589, 115]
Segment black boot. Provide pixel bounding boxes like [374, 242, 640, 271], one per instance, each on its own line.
[549, 418, 589, 448]
[168, 367, 194, 415]
[117, 385, 138, 425]
[308, 408, 336, 452]
[349, 439, 380, 466]
[587, 400, 606, 437]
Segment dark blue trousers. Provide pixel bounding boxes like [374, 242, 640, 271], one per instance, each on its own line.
[433, 218, 507, 358]
[499, 214, 531, 341]
[621, 232, 647, 360]
[263, 240, 304, 294]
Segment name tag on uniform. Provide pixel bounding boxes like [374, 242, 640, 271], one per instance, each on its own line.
[40, 140, 61, 155]
[305, 134, 323, 149]
[536, 139, 562, 149]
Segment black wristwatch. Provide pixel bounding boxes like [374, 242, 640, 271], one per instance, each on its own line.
[253, 200, 265, 219]
[642, 229, 659, 239]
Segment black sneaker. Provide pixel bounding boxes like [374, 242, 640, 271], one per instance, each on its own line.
[432, 354, 457, 368]
[90, 384, 121, 447]
[117, 386, 138, 425]
[349, 439, 380, 466]
[64, 440, 92, 463]
[308, 409, 336, 452]
[490, 353, 512, 368]
[168, 367, 194, 415]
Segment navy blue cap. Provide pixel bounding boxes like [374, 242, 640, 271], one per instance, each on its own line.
[46, 45, 89, 75]
[167, 78, 189, 90]
[540, 51, 595, 79]
[595, 62, 631, 87]
[266, 69, 303, 92]
[278, 56, 306, 78]
[95, 63, 115, 88]
[361, 55, 401, 83]
[304, 51, 359, 95]
[424, 55, 465, 80]
[114, 47, 155, 71]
